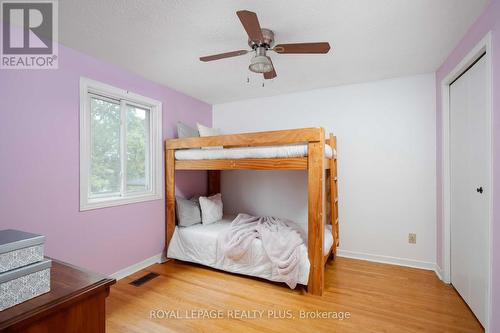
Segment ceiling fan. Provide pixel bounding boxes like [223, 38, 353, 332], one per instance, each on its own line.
[200, 10, 331, 79]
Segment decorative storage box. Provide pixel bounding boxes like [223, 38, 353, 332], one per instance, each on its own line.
[0, 259, 51, 311]
[0, 229, 45, 273]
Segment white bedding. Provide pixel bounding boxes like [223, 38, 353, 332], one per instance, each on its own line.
[175, 144, 335, 160]
[167, 215, 333, 286]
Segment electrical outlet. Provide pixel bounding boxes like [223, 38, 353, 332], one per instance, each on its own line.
[408, 233, 417, 244]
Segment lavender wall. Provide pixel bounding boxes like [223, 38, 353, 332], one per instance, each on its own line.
[0, 44, 212, 275]
[435, 0, 500, 330]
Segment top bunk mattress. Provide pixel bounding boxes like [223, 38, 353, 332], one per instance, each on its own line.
[175, 144, 335, 160]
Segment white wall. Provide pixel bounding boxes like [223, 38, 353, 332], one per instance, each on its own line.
[213, 74, 436, 268]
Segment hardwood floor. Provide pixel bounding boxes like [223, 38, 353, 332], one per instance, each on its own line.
[106, 257, 483, 333]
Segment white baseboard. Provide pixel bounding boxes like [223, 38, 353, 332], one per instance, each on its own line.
[112, 251, 438, 281]
[110, 253, 163, 280]
[433, 264, 451, 283]
[336, 249, 436, 271]
[434, 265, 444, 281]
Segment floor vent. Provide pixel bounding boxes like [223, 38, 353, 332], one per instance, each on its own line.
[129, 272, 159, 287]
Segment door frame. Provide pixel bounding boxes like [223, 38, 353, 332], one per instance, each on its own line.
[440, 31, 492, 330]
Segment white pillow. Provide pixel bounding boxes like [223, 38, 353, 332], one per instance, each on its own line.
[199, 193, 223, 225]
[197, 123, 223, 149]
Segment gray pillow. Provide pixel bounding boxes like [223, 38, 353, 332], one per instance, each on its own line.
[176, 197, 201, 227]
[177, 122, 199, 138]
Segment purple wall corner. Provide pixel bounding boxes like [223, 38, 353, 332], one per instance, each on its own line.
[0, 42, 212, 276]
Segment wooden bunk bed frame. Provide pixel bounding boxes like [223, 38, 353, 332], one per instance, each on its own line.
[164, 127, 339, 296]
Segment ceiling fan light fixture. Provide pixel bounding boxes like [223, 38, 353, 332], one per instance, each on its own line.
[249, 54, 273, 73]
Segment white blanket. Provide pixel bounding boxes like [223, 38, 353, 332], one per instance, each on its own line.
[223, 214, 305, 289]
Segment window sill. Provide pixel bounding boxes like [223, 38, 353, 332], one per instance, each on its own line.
[80, 192, 162, 211]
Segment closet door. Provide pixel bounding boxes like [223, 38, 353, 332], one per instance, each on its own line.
[450, 54, 490, 327]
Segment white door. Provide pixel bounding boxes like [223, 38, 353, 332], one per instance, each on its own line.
[450, 54, 490, 327]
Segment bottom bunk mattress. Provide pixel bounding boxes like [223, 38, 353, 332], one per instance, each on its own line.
[167, 215, 333, 286]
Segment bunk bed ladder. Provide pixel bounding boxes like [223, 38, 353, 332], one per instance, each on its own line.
[330, 134, 339, 253]
[325, 133, 339, 260]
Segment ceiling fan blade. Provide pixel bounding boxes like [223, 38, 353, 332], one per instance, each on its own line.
[236, 10, 264, 43]
[273, 42, 331, 54]
[199, 50, 249, 62]
[263, 57, 277, 80]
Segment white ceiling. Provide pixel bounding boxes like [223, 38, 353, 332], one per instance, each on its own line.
[59, 0, 488, 104]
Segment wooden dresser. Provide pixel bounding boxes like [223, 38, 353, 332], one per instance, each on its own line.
[0, 258, 115, 332]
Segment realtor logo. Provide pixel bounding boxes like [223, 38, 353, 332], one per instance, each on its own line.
[1, 0, 58, 69]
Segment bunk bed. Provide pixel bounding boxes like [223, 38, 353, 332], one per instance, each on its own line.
[164, 127, 339, 296]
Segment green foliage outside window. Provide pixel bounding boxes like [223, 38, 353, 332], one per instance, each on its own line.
[90, 97, 149, 196]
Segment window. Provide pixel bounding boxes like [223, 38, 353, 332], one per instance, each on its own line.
[80, 78, 162, 210]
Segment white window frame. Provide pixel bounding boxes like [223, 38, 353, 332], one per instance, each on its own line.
[80, 77, 163, 211]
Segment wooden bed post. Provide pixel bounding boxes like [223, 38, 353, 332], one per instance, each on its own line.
[164, 147, 176, 261]
[307, 129, 325, 296]
[207, 170, 221, 196]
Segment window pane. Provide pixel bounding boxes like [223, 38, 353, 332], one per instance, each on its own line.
[126, 105, 150, 192]
[90, 96, 121, 196]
